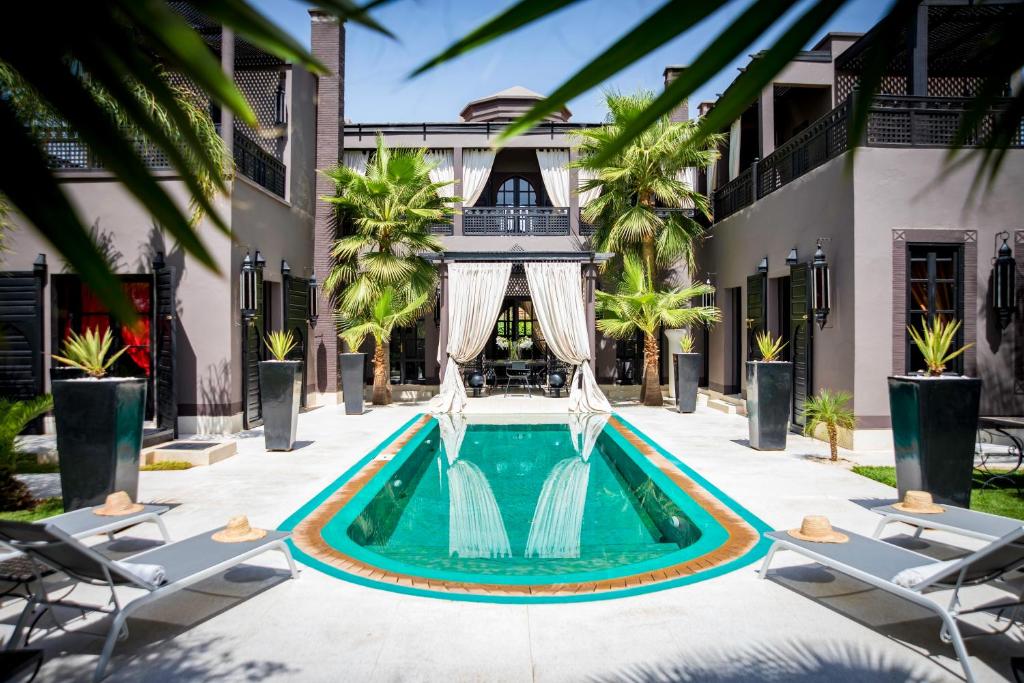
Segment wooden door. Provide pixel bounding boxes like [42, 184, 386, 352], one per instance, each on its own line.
[789, 263, 813, 431]
[153, 264, 177, 436]
[746, 273, 767, 360]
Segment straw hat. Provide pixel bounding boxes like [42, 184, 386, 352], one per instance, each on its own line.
[211, 516, 267, 543]
[787, 515, 849, 544]
[892, 490, 944, 514]
[93, 491, 145, 516]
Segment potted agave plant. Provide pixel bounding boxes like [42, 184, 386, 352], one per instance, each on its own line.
[260, 331, 302, 451]
[888, 319, 979, 507]
[804, 389, 856, 461]
[51, 328, 145, 510]
[746, 331, 792, 450]
[674, 329, 700, 413]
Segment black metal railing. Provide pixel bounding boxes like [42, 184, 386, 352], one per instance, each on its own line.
[712, 94, 1023, 222]
[579, 207, 699, 236]
[232, 128, 286, 198]
[428, 223, 454, 236]
[43, 127, 172, 170]
[463, 207, 570, 236]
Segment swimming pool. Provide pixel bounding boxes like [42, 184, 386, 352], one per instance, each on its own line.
[281, 414, 771, 603]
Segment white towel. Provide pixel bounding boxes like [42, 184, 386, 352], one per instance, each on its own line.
[892, 559, 959, 589]
[113, 560, 166, 586]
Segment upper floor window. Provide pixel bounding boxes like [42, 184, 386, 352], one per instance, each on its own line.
[496, 176, 537, 208]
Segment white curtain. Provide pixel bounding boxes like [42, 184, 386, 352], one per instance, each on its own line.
[342, 150, 369, 175]
[462, 149, 496, 207]
[426, 149, 455, 200]
[524, 457, 590, 559]
[436, 413, 467, 465]
[536, 149, 571, 207]
[677, 167, 696, 209]
[429, 263, 512, 413]
[569, 413, 609, 462]
[728, 119, 742, 180]
[576, 167, 601, 208]
[525, 263, 611, 413]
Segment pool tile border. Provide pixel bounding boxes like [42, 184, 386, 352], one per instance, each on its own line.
[287, 414, 769, 601]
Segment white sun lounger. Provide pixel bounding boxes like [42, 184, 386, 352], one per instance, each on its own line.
[0, 519, 297, 682]
[759, 525, 1024, 682]
[872, 501, 1023, 543]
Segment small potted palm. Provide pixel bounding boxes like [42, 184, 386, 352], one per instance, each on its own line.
[259, 331, 302, 451]
[674, 329, 700, 413]
[746, 331, 792, 450]
[888, 319, 979, 506]
[803, 390, 855, 461]
[51, 328, 145, 510]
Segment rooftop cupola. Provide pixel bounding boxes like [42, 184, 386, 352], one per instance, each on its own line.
[459, 86, 571, 123]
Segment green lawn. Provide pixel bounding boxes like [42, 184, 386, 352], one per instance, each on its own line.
[0, 497, 63, 522]
[13, 453, 59, 474]
[852, 466, 1024, 520]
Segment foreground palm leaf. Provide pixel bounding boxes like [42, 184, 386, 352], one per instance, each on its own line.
[52, 328, 128, 379]
[597, 255, 719, 406]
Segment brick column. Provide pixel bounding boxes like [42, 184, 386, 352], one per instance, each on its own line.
[310, 12, 345, 404]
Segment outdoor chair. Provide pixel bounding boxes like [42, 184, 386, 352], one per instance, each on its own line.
[759, 525, 1024, 682]
[504, 361, 533, 397]
[872, 501, 1024, 543]
[0, 520, 297, 682]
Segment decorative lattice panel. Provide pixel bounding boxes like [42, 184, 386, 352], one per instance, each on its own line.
[234, 70, 286, 159]
[506, 265, 530, 296]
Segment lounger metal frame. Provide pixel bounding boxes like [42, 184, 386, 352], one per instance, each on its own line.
[759, 528, 1024, 683]
[1, 526, 298, 682]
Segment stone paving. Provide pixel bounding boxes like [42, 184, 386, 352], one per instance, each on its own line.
[5, 399, 1022, 682]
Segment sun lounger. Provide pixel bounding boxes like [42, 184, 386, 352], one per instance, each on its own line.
[759, 526, 1024, 682]
[0, 520, 297, 682]
[872, 501, 1022, 543]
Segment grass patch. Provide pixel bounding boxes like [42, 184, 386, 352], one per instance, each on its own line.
[852, 465, 1024, 520]
[12, 453, 59, 474]
[140, 460, 193, 471]
[0, 497, 63, 522]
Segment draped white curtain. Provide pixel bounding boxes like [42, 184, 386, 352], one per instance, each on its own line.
[342, 150, 369, 175]
[462, 149, 496, 207]
[536, 149, 571, 207]
[569, 413, 609, 462]
[429, 263, 512, 413]
[525, 263, 611, 413]
[728, 119, 742, 180]
[576, 167, 601, 208]
[425, 149, 455, 199]
[677, 167, 696, 209]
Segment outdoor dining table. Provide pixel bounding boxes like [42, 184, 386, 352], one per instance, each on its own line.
[976, 415, 1024, 490]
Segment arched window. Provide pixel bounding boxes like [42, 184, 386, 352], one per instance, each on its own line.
[496, 176, 537, 207]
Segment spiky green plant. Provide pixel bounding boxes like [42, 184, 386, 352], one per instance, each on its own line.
[678, 329, 695, 354]
[803, 389, 855, 461]
[754, 330, 787, 362]
[908, 318, 973, 376]
[264, 330, 297, 361]
[0, 395, 53, 510]
[52, 328, 126, 378]
[597, 255, 719, 406]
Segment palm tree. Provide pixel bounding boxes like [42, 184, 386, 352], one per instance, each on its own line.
[338, 287, 428, 405]
[573, 90, 723, 280]
[597, 255, 719, 406]
[803, 390, 856, 462]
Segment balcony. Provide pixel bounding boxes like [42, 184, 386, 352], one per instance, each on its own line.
[712, 94, 1024, 222]
[463, 207, 570, 236]
[579, 207, 700, 236]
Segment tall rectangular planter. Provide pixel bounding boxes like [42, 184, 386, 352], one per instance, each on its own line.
[746, 362, 793, 451]
[340, 353, 365, 415]
[52, 378, 146, 511]
[674, 353, 700, 413]
[887, 376, 981, 507]
[259, 361, 302, 451]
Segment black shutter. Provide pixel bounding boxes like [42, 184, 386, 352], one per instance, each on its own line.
[746, 273, 767, 360]
[153, 264, 178, 437]
[282, 274, 309, 408]
[0, 269, 46, 433]
[789, 263, 813, 431]
[242, 270, 265, 428]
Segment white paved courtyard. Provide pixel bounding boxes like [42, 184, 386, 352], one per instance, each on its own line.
[7, 400, 1022, 682]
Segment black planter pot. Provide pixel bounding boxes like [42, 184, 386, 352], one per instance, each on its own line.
[340, 353, 365, 415]
[746, 362, 793, 450]
[259, 361, 302, 451]
[887, 376, 981, 507]
[674, 353, 700, 413]
[52, 378, 146, 511]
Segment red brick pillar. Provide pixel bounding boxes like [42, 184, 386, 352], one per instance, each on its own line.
[310, 11, 345, 404]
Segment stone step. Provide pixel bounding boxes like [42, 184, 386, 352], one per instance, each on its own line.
[706, 399, 737, 415]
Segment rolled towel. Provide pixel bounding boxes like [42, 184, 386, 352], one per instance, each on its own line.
[892, 559, 959, 589]
[113, 560, 166, 586]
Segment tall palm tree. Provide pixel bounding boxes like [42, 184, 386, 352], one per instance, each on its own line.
[597, 255, 719, 406]
[573, 90, 722, 279]
[338, 286, 428, 405]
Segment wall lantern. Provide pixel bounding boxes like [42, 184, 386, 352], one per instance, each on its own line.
[240, 252, 257, 318]
[992, 231, 1016, 330]
[786, 247, 799, 266]
[757, 256, 768, 274]
[811, 240, 831, 330]
[701, 276, 716, 308]
[307, 272, 319, 326]
[254, 250, 266, 271]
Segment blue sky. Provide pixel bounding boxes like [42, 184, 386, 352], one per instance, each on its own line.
[254, 0, 892, 123]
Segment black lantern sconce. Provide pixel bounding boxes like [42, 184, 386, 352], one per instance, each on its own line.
[786, 248, 799, 266]
[757, 256, 768, 274]
[992, 231, 1016, 330]
[240, 252, 257, 319]
[307, 272, 319, 326]
[811, 240, 831, 330]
